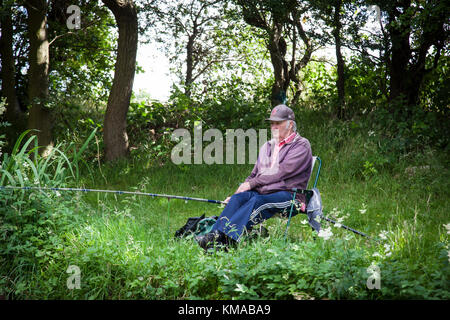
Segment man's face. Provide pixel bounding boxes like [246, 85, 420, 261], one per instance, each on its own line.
[270, 120, 291, 142]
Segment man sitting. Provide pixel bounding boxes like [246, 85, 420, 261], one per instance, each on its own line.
[196, 104, 313, 250]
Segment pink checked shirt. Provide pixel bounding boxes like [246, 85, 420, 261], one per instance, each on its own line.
[270, 132, 297, 168]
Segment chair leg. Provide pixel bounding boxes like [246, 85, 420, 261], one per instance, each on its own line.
[284, 190, 298, 240]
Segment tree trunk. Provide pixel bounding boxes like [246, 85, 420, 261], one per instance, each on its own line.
[102, 0, 138, 161]
[290, 13, 313, 107]
[383, 0, 447, 115]
[388, 18, 411, 104]
[389, 27, 429, 110]
[25, 0, 52, 155]
[268, 23, 289, 106]
[0, 0, 25, 127]
[185, 33, 195, 98]
[333, 0, 345, 119]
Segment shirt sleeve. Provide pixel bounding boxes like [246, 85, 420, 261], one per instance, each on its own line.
[245, 162, 259, 182]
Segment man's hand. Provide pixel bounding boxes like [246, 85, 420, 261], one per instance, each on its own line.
[236, 181, 251, 194]
[223, 182, 251, 204]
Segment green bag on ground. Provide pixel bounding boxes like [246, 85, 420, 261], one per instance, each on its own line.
[195, 216, 218, 236]
[174, 215, 219, 238]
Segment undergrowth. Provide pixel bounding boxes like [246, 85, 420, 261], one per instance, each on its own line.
[0, 109, 449, 299]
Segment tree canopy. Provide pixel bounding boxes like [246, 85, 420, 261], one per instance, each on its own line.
[0, 0, 448, 160]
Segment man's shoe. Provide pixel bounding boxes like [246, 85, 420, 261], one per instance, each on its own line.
[196, 231, 220, 250]
[196, 231, 237, 252]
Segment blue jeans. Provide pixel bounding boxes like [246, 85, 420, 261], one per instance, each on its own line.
[210, 190, 294, 241]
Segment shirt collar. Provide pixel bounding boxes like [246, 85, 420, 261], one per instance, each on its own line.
[278, 132, 296, 147]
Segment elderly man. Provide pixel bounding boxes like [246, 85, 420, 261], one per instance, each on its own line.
[197, 104, 313, 250]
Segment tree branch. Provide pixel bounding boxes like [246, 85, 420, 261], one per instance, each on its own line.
[48, 18, 102, 46]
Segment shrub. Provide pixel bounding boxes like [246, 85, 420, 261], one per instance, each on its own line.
[0, 130, 96, 298]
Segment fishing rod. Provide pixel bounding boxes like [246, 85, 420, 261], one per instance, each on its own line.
[0, 185, 225, 204]
[0, 185, 370, 239]
[318, 214, 370, 239]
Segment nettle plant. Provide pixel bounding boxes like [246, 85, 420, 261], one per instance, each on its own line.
[0, 98, 9, 161]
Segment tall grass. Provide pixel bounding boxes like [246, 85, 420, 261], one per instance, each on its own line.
[0, 128, 97, 188]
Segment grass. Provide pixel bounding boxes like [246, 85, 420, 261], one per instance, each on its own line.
[1, 109, 449, 299]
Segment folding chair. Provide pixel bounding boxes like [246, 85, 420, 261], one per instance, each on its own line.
[283, 155, 322, 238]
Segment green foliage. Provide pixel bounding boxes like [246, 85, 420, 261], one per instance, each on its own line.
[198, 76, 272, 130]
[0, 127, 97, 188]
[143, 0, 265, 98]
[344, 55, 388, 115]
[366, 99, 450, 162]
[125, 76, 272, 165]
[0, 127, 102, 298]
[0, 189, 82, 298]
[298, 61, 336, 109]
[421, 56, 450, 114]
[301, 57, 449, 158]
[48, 0, 116, 102]
[2, 106, 449, 299]
[1, 132, 71, 187]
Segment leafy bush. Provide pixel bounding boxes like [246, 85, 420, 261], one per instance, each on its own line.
[0, 130, 96, 298]
[294, 62, 336, 111]
[0, 189, 83, 298]
[366, 101, 450, 163]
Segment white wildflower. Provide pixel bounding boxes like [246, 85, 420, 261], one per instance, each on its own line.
[318, 227, 333, 240]
[300, 219, 308, 225]
[127, 235, 134, 245]
[379, 230, 388, 240]
[359, 203, 367, 214]
[372, 252, 382, 258]
[443, 223, 450, 235]
[330, 207, 339, 215]
[384, 244, 392, 257]
[334, 222, 342, 228]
